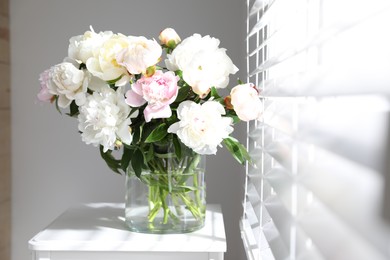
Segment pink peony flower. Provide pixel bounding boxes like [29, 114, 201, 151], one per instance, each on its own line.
[230, 83, 262, 122]
[37, 69, 54, 102]
[125, 70, 179, 122]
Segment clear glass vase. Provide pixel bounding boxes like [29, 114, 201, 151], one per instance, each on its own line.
[125, 142, 206, 234]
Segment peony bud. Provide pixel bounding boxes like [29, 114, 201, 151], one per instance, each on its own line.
[144, 65, 156, 77]
[159, 28, 181, 48]
[230, 83, 262, 122]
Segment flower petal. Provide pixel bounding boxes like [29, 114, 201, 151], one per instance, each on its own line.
[125, 89, 146, 107]
[144, 105, 172, 122]
[116, 121, 132, 145]
[57, 95, 72, 108]
[167, 123, 180, 134]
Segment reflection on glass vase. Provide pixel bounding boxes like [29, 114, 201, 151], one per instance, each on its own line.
[125, 143, 206, 234]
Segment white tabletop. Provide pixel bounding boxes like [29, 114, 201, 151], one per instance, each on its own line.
[29, 203, 226, 253]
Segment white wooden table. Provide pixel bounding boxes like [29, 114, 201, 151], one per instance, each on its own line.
[29, 203, 226, 260]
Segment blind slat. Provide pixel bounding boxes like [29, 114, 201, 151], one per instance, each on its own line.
[260, 96, 390, 171]
[259, 150, 390, 259]
[298, 203, 389, 260]
[247, 2, 274, 38]
[248, 0, 275, 18]
[248, 2, 390, 77]
[255, 132, 390, 257]
[242, 0, 390, 259]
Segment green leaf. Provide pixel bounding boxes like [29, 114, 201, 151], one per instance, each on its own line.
[210, 87, 221, 99]
[131, 149, 144, 178]
[145, 123, 168, 143]
[66, 100, 79, 117]
[175, 70, 183, 78]
[172, 135, 182, 159]
[226, 110, 240, 124]
[99, 146, 121, 174]
[141, 122, 155, 142]
[223, 137, 252, 165]
[175, 86, 191, 103]
[132, 124, 142, 144]
[145, 144, 154, 163]
[120, 147, 134, 172]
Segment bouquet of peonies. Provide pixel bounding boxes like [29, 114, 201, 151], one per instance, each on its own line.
[38, 27, 261, 231]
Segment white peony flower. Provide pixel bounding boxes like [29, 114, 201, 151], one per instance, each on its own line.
[165, 34, 238, 97]
[68, 27, 113, 64]
[82, 69, 109, 93]
[168, 100, 233, 155]
[78, 87, 136, 152]
[116, 36, 162, 75]
[47, 61, 88, 108]
[86, 33, 132, 86]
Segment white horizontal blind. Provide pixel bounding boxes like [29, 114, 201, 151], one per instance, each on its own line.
[241, 0, 390, 260]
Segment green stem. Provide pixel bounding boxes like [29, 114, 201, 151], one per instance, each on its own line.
[142, 154, 205, 227]
[178, 193, 203, 220]
[172, 193, 184, 216]
[148, 200, 162, 222]
[193, 172, 204, 212]
[179, 155, 201, 185]
[160, 188, 169, 224]
[168, 210, 180, 223]
[147, 180, 162, 223]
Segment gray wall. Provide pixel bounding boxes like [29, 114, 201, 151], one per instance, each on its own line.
[10, 0, 247, 260]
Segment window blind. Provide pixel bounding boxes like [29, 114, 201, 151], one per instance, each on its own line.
[241, 0, 390, 260]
